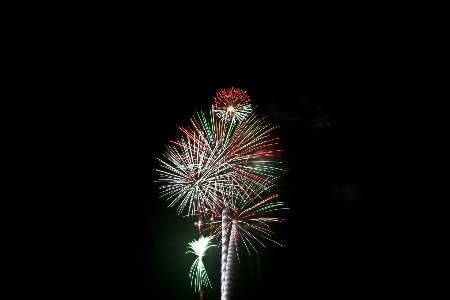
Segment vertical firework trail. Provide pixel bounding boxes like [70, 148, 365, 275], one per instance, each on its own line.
[221, 208, 229, 300]
[224, 219, 237, 299]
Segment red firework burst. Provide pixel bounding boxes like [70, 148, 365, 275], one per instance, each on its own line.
[213, 87, 253, 123]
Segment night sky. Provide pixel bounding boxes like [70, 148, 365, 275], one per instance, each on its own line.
[18, 10, 428, 300]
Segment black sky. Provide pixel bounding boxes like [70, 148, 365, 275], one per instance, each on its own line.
[16, 9, 430, 299]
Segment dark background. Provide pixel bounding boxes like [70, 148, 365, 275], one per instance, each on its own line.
[14, 6, 430, 299]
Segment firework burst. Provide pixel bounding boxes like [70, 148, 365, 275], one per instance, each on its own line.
[186, 236, 215, 293]
[201, 186, 288, 300]
[155, 106, 283, 218]
[213, 87, 253, 124]
[200, 185, 288, 255]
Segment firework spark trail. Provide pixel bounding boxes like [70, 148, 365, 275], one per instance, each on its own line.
[199, 187, 288, 255]
[186, 236, 215, 295]
[155, 106, 283, 219]
[213, 87, 253, 124]
[199, 186, 288, 300]
[221, 209, 229, 300]
[224, 219, 237, 300]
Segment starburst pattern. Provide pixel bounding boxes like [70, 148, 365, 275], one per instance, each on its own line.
[155, 107, 283, 218]
[200, 185, 288, 255]
[186, 236, 215, 293]
[213, 87, 253, 124]
[201, 186, 288, 300]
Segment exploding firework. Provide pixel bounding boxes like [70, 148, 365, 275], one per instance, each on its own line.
[213, 87, 252, 124]
[186, 236, 215, 293]
[154, 106, 283, 218]
[199, 186, 288, 300]
[155, 87, 286, 300]
[200, 186, 288, 255]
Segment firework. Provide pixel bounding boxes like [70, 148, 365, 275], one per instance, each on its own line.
[155, 87, 286, 300]
[186, 236, 215, 294]
[200, 186, 288, 255]
[223, 219, 237, 300]
[213, 87, 252, 124]
[155, 106, 283, 218]
[221, 208, 229, 299]
[199, 186, 288, 300]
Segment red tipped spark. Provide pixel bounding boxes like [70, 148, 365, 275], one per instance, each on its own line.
[213, 87, 252, 124]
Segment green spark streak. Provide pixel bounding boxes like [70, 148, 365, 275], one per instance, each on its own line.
[186, 236, 215, 293]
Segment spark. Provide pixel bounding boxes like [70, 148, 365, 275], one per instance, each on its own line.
[186, 236, 215, 293]
[155, 106, 283, 218]
[213, 87, 253, 124]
